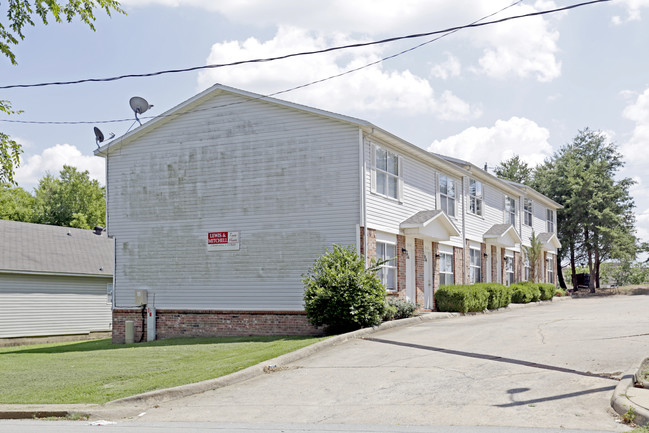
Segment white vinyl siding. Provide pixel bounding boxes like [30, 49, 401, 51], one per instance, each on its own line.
[0, 274, 112, 338]
[107, 92, 360, 311]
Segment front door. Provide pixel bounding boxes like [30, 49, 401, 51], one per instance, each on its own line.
[406, 239, 415, 303]
[424, 246, 433, 309]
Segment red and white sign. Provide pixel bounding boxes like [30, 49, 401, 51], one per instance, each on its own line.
[207, 231, 240, 251]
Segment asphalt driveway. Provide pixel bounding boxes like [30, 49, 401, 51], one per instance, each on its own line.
[131, 295, 649, 431]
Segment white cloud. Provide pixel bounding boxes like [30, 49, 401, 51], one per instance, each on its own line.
[430, 53, 461, 80]
[427, 117, 553, 168]
[15, 144, 105, 192]
[620, 88, 649, 165]
[611, 0, 649, 24]
[198, 26, 481, 120]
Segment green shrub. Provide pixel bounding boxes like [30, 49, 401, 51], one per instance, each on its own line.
[554, 287, 567, 297]
[474, 283, 511, 309]
[510, 284, 534, 303]
[435, 285, 489, 313]
[539, 283, 556, 300]
[383, 297, 417, 321]
[303, 245, 387, 334]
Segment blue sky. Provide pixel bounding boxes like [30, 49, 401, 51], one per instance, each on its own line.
[2, 0, 649, 248]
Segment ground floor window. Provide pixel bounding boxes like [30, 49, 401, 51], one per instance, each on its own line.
[439, 252, 454, 286]
[376, 241, 397, 291]
[505, 256, 514, 286]
[547, 256, 554, 284]
[524, 255, 531, 281]
[469, 248, 481, 284]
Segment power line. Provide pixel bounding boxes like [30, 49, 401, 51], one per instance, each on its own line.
[0, 1, 526, 126]
[0, 0, 610, 91]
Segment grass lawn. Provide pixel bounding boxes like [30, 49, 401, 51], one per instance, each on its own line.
[0, 335, 326, 404]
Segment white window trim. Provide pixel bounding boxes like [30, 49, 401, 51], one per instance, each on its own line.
[376, 240, 397, 292]
[505, 196, 516, 225]
[523, 199, 533, 227]
[370, 143, 403, 203]
[469, 178, 483, 216]
[469, 248, 482, 283]
[439, 251, 454, 286]
[438, 173, 457, 218]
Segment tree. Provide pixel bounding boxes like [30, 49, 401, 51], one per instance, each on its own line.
[303, 245, 387, 334]
[494, 155, 533, 185]
[0, 1, 124, 183]
[0, 182, 35, 222]
[33, 165, 105, 229]
[533, 129, 637, 291]
[523, 231, 543, 282]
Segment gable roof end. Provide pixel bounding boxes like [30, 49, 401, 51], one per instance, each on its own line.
[400, 210, 461, 241]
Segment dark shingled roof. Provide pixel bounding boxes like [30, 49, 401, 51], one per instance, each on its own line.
[0, 220, 113, 277]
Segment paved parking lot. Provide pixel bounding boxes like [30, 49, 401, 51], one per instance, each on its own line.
[132, 296, 649, 431]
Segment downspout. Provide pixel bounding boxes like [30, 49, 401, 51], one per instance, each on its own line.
[359, 129, 367, 262]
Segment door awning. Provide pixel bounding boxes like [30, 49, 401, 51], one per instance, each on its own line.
[537, 232, 562, 250]
[400, 210, 460, 241]
[483, 224, 522, 248]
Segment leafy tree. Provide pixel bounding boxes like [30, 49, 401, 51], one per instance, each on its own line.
[0, 1, 124, 183]
[303, 245, 387, 334]
[494, 155, 533, 185]
[533, 129, 637, 291]
[523, 231, 543, 282]
[0, 182, 35, 222]
[33, 165, 105, 229]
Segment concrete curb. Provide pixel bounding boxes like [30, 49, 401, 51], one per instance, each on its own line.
[610, 368, 649, 426]
[0, 296, 570, 419]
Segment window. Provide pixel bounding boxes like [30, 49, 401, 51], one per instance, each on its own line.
[439, 252, 454, 286]
[376, 241, 397, 291]
[524, 255, 531, 281]
[524, 199, 533, 226]
[374, 146, 400, 199]
[469, 248, 481, 283]
[469, 179, 483, 216]
[505, 196, 515, 225]
[439, 174, 456, 217]
[505, 256, 514, 286]
[547, 209, 554, 233]
[547, 256, 554, 284]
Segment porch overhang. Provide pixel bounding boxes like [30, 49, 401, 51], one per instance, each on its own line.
[483, 224, 522, 248]
[400, 210, 460, 241]
[538, 232, 562, 251]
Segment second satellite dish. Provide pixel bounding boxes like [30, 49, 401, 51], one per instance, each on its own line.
[129, 96, 153, 125]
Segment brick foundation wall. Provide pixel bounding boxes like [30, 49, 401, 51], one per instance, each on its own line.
[397, 235, 406, 298]
[432, 242, 440, 308]
[491, 245, 498, 283]
[453, 246, 464, 285]
[415, 238, 424, 306]
[480, 243, 487, 282]
[112, 309, 322, 344]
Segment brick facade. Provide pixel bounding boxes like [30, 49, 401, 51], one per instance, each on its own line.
[480, 243, 487, 282]
[432, 242, 440, 305]
[112, 309, 321, 344]
[453, 246, 464, 285]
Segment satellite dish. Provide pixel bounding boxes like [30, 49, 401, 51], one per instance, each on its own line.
[94, 127, 104, 148]
[129, 96, 153, 125]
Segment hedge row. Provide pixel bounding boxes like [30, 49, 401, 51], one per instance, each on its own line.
[435, 282, 558, 313]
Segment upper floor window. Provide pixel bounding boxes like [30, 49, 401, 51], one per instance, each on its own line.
[505, 196, 516, 225]
[524, 199, 533, 226]
[469, 179, 483, 216]
[547, 209, 555, 233]
[439, 252, 454, 286]
[469, 248, 481, 283]
[376, 241, 397, 291]
[439, 174, 456, 218]
[373, 146, 401, 200]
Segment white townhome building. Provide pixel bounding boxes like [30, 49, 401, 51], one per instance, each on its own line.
[95, 84, 561, 343]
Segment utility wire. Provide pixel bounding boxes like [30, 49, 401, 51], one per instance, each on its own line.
[0, 1, 525, 126]
[0, 0, 610, 91]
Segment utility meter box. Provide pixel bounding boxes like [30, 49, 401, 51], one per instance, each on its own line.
[135, 289, 148, 306]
